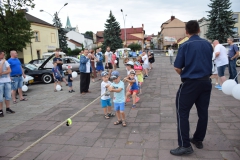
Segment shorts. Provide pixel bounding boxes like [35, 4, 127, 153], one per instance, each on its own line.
[54, 77, 62, 82]
[96, 65, 104, 71]
[217, 65, 227, 77]
[60, 71, 65, 78]
[129, 90, 138, 94]
[11, 76, 23, 91]
[143, 64, 149, 69]
[101, 99, 112, 108]
[0, 82, 11, 102]
[68, 82, 72, 87]
[105, 63, 113, 70]
[114, 102, 125, 111]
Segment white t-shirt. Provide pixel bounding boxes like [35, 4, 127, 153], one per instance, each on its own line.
[0, 60, 11, 83]
[101, 81, 111, 100]
[86, 57, 91, 73]
[214, 44, 228, 67]
[105, 51, 112, 63]
[168, 49, 174, 56]
[142, 55, 149, 65]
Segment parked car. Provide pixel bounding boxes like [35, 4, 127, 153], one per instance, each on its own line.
[28, 59, 45, 65]
[24, 75, 34, 85]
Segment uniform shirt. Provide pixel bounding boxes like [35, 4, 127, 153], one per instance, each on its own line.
[101, 81, 111, 100]
[7, 58, 22, 76]
[214, 44, 228, 67]
[228, 44, 239, 58]
[105, 51, 112, 63]
[111, 80, 125, 103]
[174, 35, 213, 79]
[0, 60, 11, 83]
[53, 57, 63, 71]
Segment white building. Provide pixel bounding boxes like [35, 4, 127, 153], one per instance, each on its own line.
[198, 17, 209, 40]
[66, 31, 84, 50]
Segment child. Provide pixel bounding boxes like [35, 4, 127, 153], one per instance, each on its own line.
[134, 62, 144, 94]
[52, 61, 62, 92]
[132, 58, 137, 63]
[100, 71, 114, 119]
[137, 56, 144, 66]
[123, 57, 129, 65]
[96, 51, 104, 80]
[108, 71, 127, 127]
[67, 69, 75, 93]
[124, 71, 139, 109]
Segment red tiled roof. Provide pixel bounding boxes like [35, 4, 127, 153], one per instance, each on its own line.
[146, 36, 152, 41]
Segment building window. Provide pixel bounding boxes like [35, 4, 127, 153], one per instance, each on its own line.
[233, 27, 238, 34]
[37, 50, 40, 59]
[35, 31, 40, 42]
[51, 33, 56, 43]
[233, 14, 239, 23]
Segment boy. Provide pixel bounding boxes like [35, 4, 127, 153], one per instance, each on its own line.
[124, 71, 139, 109]
[67, 69, 75, 93]
[100, 71, 114, 119]
[52, 62, 62, 92]
[96, 49, 104, 80]
[108, 71, 126, 127]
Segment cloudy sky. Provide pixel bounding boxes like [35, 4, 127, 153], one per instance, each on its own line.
[28, 0, 240, 35]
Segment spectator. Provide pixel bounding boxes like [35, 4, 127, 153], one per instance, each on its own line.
[8, 50, 27, 103]
[213, 40, 229, 90]
[116, 50, 120, 68]
[168, 47, 174, 65]
[96, 49, 104, 80]
[79, 49, 92, 95]
[141, 51, 149, 78]
[53, 50, 68, 86]
[52, 61, 63, 92]
[0, 51, 15, 117]
[105, 46, 113, 76]
[148, 51, 155, 69]
[227, 37, 239, 83]
[90, 50, 97, 82]
[111, 51, 117, 71]
[77, 50, 84, 59]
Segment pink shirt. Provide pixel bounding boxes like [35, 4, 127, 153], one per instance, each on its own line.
[111, 53, 117, 64]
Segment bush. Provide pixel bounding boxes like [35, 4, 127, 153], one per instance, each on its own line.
[67, 48, 82, 56]
[127, 43, 142, 51]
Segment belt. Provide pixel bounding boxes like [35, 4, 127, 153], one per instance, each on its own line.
[181, 76, 210, 82]
[11, 74, 22, 77]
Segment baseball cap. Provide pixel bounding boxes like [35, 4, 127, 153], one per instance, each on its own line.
[101, 71, 108, 77]
[126, 61, 134, 66]
[111, 70, 120, 80]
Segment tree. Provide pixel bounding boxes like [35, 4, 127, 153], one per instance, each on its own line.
[128, 43, 142, 51]
[102, 11, 122, 51]
[85, 31, 93, 39]
[53, 12, 68, 53]
[0, 0, 35, 57]
[206, 0, 236, 43]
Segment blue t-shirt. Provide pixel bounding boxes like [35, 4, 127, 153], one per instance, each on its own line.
[228, 44, 239, 58]
[111, 80, 125, 103]
[96, 53, 103, 65]
[52, 66, 61, 78]
[132, 52, 137, 57]
[7, 58, 22, 76]
[129, 78, 139, 90]
[53, 57, 63, 71]
[174, 35, 213, 79]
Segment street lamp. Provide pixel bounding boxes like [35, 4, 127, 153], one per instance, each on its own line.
[121, 9, 127, 47]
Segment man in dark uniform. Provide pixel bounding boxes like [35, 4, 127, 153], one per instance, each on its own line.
[170, 20, 213, 156]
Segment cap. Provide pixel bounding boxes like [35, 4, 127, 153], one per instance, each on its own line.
[126, 61, 134, 66]
[101, 71, 108, 77]
[111, 70, 120, 80]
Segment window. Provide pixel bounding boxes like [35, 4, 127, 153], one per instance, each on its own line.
[233, 14, 239, 23]
[37, 50, 40, 59]
[233, 27, 238, 34]
[51, 33, 56, 43]
[35, 31, 40, 42]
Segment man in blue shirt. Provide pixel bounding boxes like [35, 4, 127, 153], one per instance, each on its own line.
[227, 37, 239, 83]
[170, 21, 213, 156]
[8, 50, 27, 103]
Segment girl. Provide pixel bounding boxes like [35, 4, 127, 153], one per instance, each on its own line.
[134, 62, 144, 95]
[111, 51, 117, 70]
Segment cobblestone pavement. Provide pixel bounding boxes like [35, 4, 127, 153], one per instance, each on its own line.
[0, 57, 240, 160]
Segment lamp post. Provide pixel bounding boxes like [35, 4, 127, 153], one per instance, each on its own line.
[40, 3, 68, 49]
[120, 9, 127, 47]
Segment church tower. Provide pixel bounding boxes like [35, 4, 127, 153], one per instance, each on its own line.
[65, 16, 72, 28]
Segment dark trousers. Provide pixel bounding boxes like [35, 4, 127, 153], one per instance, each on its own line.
[176, 79, 212, 147]
[228, 58, 238, 83]
[80, 72, 90, 93]
[116, 57, 119, 67]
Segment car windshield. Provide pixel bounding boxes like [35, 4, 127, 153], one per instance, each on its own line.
[25, 64, 38, 71]
[72, 57, 80, 63]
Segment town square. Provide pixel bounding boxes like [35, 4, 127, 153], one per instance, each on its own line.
[0, 0, 240, 159]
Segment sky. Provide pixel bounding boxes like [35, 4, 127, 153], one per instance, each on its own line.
[28, 0, 240, 35]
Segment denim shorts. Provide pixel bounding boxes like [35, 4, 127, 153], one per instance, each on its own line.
[68, 82, 72, 87]
[101, 99, 112, 108]
[114, 102, 125, 111]
[11, 76, 23, 91]
[0, 82, 11, 102]
[60, 71, 65, 78]
[217, 65, 227, 77]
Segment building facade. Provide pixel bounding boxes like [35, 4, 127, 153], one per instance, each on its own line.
[198, 17, 209, 40]
[233, 12, 240, 38]
[19, 13, 59, 63]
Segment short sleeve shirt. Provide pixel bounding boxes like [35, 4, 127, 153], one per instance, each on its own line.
[0, 60, 11, 83]
[53, 57, 63, 71]
[111, 81, 125, 103]
[52, 66, 61, 78]
[214, 44, 228, 67]
[68, 74, 72, 82]
[228, 44, 239, 58]
[142, 55, 149, 65]
[101, 81, 111, 100]
[7, 58, 22, 76]
[105, 51, 112, 63]
[174, 35, 213, 79]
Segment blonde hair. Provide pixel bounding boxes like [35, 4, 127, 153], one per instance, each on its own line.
[123, 57, 129, 64]
[132, 58, 137, 62]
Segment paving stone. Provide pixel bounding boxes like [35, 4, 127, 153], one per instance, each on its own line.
[66, 132, 101, 147]
[85, 147, 110, 158]
[108, 148, 143, 156]
[220, 151, 240, 160]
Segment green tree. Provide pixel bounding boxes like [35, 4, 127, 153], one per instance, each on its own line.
[53, 12, 68, 53]
[102, 11, 122, 51]
[85, 31, 93, 39]
[0, 0, 35, 57]
[206, 0, 236, 43]
[128, 43, 142, 51]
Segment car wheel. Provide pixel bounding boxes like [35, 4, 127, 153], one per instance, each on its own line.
[236, 58, 240, 67]
[42, 74, 52, 84]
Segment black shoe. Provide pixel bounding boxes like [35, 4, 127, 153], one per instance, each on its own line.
[71, 90, 75, 92]
[0, 110, 4, 117]
[190, 138, 203, 149]
[6, 108, 15, 114]
[69, 90, 72, 93]
[170, 146, 194, 156]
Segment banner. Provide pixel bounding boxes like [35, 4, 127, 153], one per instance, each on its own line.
[164, 36, 176, 42]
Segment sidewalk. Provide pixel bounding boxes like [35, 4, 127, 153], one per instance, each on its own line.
[0, 56, 240, 160]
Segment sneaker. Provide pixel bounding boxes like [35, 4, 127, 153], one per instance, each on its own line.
[190, 138, 203, 149]
[126, 98, 131, 102]
[132, 104, 136, 109]
[144, 75, 148, 78]
[6, 108, 15, 114]
[0, 110, 4, 117]
[136, 97, 140, 103]
[215, 84, 221, 89]
[170, 146, 194, 156]
[218, 87, 222, 91]
[69, 90, 72, 93]
[71, 90, 75, 92]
